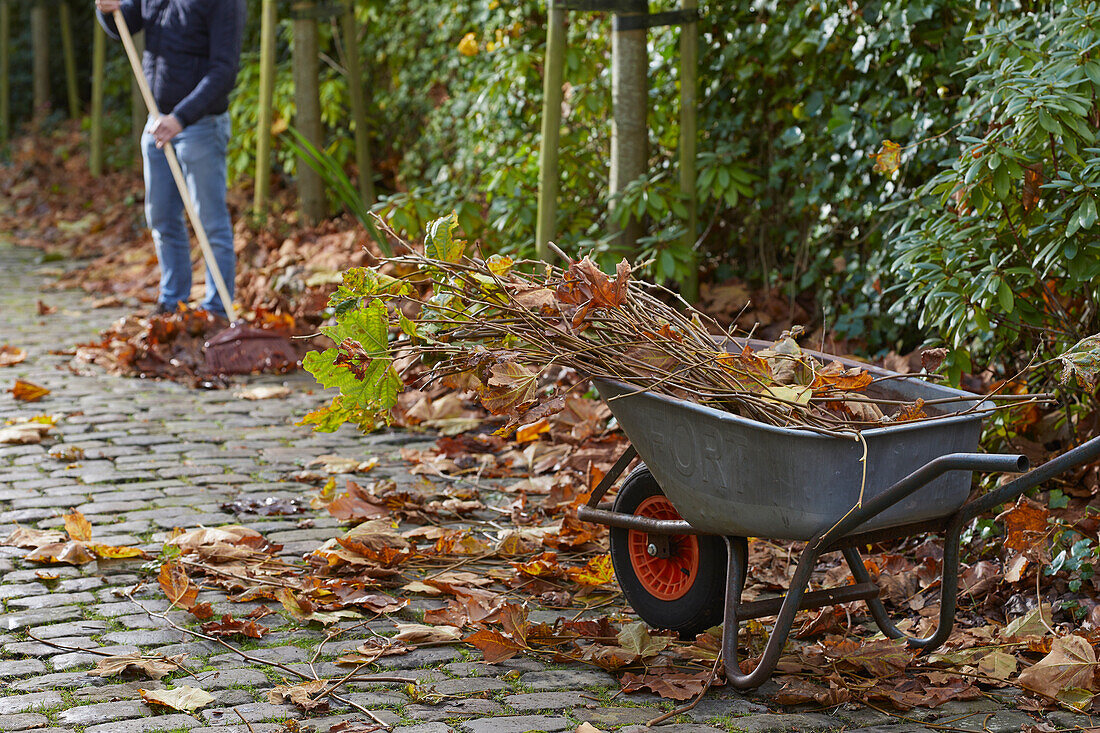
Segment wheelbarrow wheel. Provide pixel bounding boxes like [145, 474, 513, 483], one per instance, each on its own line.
[609, 466, 727, 638]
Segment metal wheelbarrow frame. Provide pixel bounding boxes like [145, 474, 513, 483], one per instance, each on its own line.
[578, 364, 1100, 689]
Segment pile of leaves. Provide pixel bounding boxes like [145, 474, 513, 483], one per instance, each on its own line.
[302, 214, 1060, 438]
[71, 305, 303, 386]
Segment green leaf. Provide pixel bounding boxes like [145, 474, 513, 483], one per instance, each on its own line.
[321, 299, 391, 354]
[425, 213, 465, 263]
[303, 348, 402, 419]
[1085, 60, 1100, 86]
[328, 268, 412, 314]
[997, 279, 1014, 314]
[1077, 197, 1098, 231]
[993, 164, 1010, 200]
[1037, 109, 1061, 135]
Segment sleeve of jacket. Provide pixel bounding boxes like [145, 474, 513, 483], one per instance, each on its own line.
[169, 0, 246, 128]
[96, 0, 143, 41]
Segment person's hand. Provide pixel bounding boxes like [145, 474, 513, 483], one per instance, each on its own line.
[95, 0, 121, 13]
[151, 114, 183, 148]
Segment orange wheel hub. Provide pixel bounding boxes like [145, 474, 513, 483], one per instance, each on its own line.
[627, 495, 700, 601]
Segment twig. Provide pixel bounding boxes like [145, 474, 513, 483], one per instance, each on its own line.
[234, 709, 257, 733]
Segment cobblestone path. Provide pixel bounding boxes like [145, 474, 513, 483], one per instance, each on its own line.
[1, 239, 1096, 733]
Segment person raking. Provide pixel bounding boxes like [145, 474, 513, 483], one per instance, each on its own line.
[95, 0, 247, 321]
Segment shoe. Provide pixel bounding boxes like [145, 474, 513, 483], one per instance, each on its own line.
[153, 302, 174, 316]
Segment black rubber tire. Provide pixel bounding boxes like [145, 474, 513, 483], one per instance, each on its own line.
[609, 466, 728, 637]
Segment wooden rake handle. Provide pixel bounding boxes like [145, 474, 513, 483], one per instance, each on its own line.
[112, 9, 238, 323]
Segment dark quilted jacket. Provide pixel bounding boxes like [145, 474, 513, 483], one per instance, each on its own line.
[97, 0, 245, 128]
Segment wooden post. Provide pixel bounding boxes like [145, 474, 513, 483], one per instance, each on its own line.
[90, 23, 105, 176]
[131, 30, 145, 155]
[253, 0, 277, 218]
[535, 2, 565, 261]
[678, 0, 698, 301]
[31, 0, 49, 116]
[292, 2, 325, 223]
[60, 1, 79, 119]
[340, 4, 375, 208]
[609, 1, 648, 252]
[0, 0, 10, 143]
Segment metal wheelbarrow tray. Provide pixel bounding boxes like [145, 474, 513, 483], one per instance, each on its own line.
[577, 342, 1100, 689]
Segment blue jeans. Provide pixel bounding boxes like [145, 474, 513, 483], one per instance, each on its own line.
[142, 113, 235, 318]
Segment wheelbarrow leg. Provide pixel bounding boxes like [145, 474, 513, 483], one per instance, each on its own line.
[719, 536, 748, 679]
[720, 536, 831, 689]
[841, 514, 966, 652]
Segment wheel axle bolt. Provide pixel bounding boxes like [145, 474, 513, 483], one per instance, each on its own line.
[646, 543, 658, 557]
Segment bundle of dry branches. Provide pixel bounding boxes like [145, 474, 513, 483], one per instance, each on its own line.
[303, 215, 1057, 437]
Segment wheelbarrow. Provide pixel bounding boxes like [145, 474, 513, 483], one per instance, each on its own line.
[577, 340, 1100, 689]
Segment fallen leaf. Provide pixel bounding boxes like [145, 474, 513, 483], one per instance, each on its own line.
[26, 541, 96, 565]
[9, 379, 49, 402]
[465, 628, 523, 663]
[0, 345, 26, 367]
[190, 602, 215, 621]
[63, 510, 92, 542]
[235, 385, 291, 400]
[977, 650, 1018, 681]
[201, 614, 268, 638]
[1022, 162, 1043, 213]
[141, 686, 214, 712]
[566, 555, 615, 586]
[620, 669, 714, 700]
[158, 562, 198, 610]
[1018, 635, 1097, 707]
[995, 498, 1049, 552]
[89, 653, 188, 680]
[1, 526, 66, 549]
[88, 543, 148, 560]
[617, 622, 669, 659]
[1003, 604, 1054, 640]
[269, 680, 329, 711]
[393, 623, 462, 644]
[0, 422, 52, 444]
[334, 637, 411, 665]
[309, 454, 379, 474]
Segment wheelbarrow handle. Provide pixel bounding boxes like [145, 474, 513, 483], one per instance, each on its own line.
[961, 433, 1100, 523]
